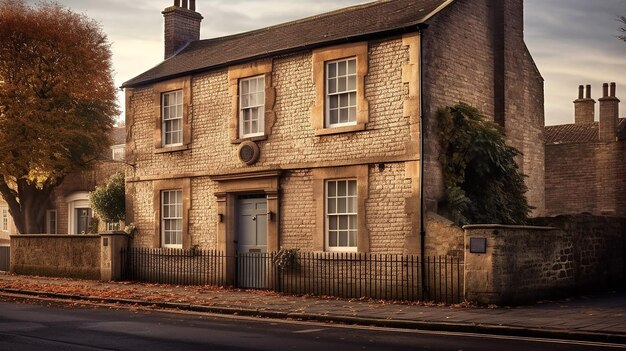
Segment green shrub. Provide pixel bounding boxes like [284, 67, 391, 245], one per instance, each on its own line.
[90, 172, 125, 223]
[438, 103, 531, 225]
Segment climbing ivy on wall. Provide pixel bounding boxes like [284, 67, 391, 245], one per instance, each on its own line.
[438, 103, 531, 225]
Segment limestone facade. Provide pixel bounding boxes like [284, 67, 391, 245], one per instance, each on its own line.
[124, 0, 545, 257]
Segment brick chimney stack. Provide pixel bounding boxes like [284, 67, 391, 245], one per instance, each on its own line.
[162, 0, 203, 60]
[574, 84, 595, 124]
[599, 82, 620, 142]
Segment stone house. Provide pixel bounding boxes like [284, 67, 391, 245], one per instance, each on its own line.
[121, 0, 544, 260]
[545, 83, 625, 217]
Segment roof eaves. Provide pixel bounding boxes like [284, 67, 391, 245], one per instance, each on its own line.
[122, 24, 423, 89]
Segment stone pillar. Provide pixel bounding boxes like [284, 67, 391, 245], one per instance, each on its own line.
[100, 231, 130, 281]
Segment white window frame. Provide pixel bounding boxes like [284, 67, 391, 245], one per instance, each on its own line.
[46, 209, 57, 234]
[161, 189, 183, 248]
[325, 58, 357, 128]
[325, 179, 358, 252]
[161, 90, 183, 147]
[111, 144, 125, 161]
[1, 208, 8, 232]
[66, 192, 90, 234]
[106, 221, 120, 231]
[239, 75, 265, 138]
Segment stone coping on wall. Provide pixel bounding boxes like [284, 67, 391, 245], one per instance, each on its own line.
[11, 234, 101, 239]
[462, 224, 555, 231]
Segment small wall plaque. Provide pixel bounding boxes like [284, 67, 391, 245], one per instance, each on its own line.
[469, 237, 487, 253]
[103, 238, 109, 247]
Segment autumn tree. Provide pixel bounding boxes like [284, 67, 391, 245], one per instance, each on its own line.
[0, 1, 118, 233]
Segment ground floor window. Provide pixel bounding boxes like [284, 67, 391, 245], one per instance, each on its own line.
[162, 189, 183, 248]
[326, 179, 358, 251]
[46, 209, 57, 234]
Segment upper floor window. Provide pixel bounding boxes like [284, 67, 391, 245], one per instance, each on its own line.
[162, 90, 183, 147]
[1, 208, 8, 231]
[239, 75, 265, 138]
[326, 58, 357, 128]
[111, 144, 125, 161]
[311, 42, 369, 136]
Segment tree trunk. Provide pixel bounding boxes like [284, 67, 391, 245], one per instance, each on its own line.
[0, 177, 56, 234]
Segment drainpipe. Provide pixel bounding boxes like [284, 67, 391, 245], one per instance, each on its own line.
[417, 24, 427, 300]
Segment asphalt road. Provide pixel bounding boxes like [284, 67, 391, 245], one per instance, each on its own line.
[0, 297, 623, 351]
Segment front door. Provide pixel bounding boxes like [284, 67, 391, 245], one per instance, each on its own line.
[76, 208, 92, 234]
[236, 196, 268, 288]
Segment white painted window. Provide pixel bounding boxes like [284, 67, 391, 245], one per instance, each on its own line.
[162, 189, 183, 248]
[46, 209, 57, 234]
[111, 144, 125, 161]
[325, 58, 357, 127]
[239, 75, 265, 138]
[106, 221, 120, 231]
[325, 179, 357, 251]
[162, 90, 183, 146]
[1, 208, 7, 231]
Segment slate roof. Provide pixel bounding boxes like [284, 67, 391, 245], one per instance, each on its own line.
[122, 0, 452, 88]
[545, 118, 626, 145]
[545, 123, 598, 145]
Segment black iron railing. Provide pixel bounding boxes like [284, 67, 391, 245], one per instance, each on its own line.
[120, 248, 464, 303]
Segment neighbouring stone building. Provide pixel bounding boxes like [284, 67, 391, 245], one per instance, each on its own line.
[122, 0, 544, 262]
[545, 83, 625, 217]
[45, 127, 126, 234]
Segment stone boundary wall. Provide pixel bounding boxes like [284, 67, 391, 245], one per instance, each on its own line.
[464, 219, 624, 305]
[10, 235, 101, 280]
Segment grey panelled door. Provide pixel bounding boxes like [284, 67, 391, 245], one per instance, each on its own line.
[236, 197, 268, 288]
[76, 208, 92, 234]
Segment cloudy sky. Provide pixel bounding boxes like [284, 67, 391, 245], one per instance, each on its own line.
[27, 0, 626, 125]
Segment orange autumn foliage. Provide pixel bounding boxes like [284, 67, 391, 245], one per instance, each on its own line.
[0, 0, 118, 233]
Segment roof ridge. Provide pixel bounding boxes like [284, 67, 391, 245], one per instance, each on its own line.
[193, 0, 386, 46]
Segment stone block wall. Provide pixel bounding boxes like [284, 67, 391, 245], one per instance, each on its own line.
[10, 234, 101, 279]
[464, 217, 624, 305]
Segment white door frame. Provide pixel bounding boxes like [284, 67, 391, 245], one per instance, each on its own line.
[66, 192, 91, 234]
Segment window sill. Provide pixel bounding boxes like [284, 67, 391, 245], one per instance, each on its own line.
[231, 135, 268, 144]
[154, 144, 190, 154]
[315, 123, 366, 136]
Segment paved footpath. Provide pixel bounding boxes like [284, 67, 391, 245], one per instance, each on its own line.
[0, 273, 624, 343]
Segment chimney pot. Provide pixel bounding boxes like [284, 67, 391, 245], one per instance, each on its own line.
[610, 82, 616, 97]
[190, 0, 196, 11]
[174, 0, 180, 7]
[603, 83, 609, 98]
[182, 0, 188, 9]
[578, 85, 584, 99]
[585, 85, 591, 99]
